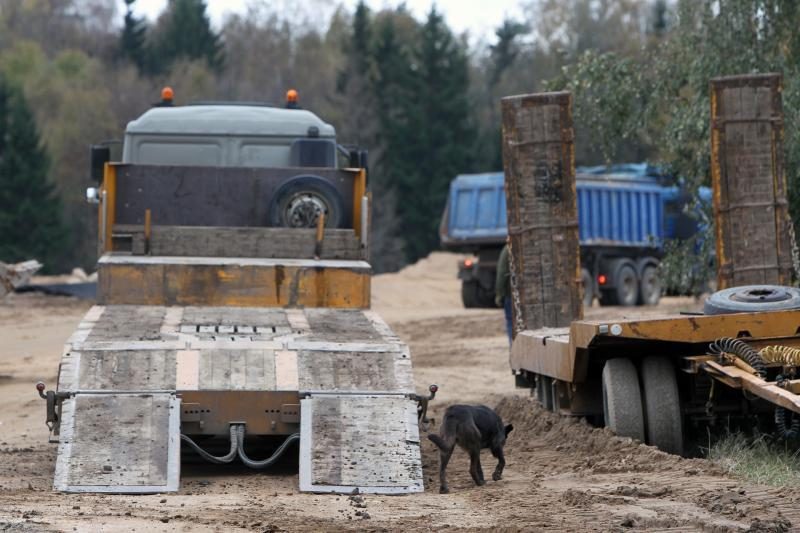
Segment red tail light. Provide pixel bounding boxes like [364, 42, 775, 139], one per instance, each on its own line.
[464, 259, 473, 268]
[598, 274, 607, 285]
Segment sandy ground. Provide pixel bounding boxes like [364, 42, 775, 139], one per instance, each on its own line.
[0, 252, 798, 532]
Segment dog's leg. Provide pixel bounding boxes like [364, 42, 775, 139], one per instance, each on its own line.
[469, 450, 486, 486]
[438, 446, 454, 494]
[491, 445, 505, 481]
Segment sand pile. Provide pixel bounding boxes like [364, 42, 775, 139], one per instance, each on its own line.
[372, 252, 467, 316]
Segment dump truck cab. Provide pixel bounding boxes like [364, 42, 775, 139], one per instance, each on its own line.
[40, 90, 432, 496]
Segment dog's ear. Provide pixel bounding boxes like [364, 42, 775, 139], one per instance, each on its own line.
[505, 424, 514, 436]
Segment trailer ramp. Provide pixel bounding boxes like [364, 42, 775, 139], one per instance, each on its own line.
[53, 393, 180, 493]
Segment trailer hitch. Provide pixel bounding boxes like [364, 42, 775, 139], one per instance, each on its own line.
[35, 382, 67, 431]
[410, 384, 438, 432]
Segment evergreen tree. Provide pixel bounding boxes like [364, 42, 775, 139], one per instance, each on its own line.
[401, 8, 474, 262]
[119, 0, 148, 72]
[152, 0, 224, 73]
[0, 80, 67, 271]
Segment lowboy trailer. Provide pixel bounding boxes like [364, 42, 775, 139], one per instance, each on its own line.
[35, 89, 435, 494]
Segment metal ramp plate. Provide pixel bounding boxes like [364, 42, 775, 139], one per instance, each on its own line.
[53, 393, 179, 493]
[299, 395, 423, 494]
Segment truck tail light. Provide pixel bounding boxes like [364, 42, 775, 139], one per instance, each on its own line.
[598, 274, 607, 285]
[464, 259, 473, 268]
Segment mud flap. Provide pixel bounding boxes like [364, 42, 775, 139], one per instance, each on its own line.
[299, 395, 423, 494]
[53, 393, 180, 493]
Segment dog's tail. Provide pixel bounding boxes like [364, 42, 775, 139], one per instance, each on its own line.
[427, 433, 448, 451]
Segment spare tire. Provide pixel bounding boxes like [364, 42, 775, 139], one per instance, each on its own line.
[704, 285, 800, 315]
[269, 175, 345, 228]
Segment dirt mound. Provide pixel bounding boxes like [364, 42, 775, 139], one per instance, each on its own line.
[372, 252, 467, 318]
[494, 396, 721, 477]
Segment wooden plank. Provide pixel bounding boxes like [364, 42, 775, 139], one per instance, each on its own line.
[113, 225, 362, 260]
[501, 91, 582, 333]
[303, 308, 385, 343]
[710, 73, 793, 288]
[299, 395, 423, 494]
[297, 349, 414, 394]
[54, 393, 180, 493]
[198, 349, 276, 391]
[76, 349, 176, 392]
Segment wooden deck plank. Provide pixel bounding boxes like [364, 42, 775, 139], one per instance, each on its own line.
[299, 395, 423, 494]
[54, 394, 179, 493]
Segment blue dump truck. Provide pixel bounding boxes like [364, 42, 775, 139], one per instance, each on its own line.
[439, 164, 709, 308]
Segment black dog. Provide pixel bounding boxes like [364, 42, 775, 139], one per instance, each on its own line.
[427, 404, 513, 494]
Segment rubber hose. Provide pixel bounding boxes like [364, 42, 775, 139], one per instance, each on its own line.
[774, 407, 800, 439]
[235, 425, 300, 469]
[708, 337, 767, 377]
[180, 424, 239, 464]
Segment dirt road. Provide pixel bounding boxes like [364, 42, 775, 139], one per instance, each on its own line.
[0, 253, 797, 532]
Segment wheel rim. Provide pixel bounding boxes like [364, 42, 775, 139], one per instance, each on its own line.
[283, 192, 330, 228]
[618, 266, 638, 306]
[641, 267, 660, 305]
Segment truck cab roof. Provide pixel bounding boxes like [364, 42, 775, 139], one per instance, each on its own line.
[126, 104, 336, 138]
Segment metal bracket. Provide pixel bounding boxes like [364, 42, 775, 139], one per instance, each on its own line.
[409, 384, 438, 432]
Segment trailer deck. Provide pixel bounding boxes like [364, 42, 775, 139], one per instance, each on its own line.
[52, 305, 422, 494]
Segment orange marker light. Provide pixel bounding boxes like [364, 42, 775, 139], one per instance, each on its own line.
[598, 274, 607, 285]
[161, 86, 174, 102]
[286, 89, 298, 103]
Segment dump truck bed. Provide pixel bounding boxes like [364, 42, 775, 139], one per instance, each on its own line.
[53, 304, 422, 494]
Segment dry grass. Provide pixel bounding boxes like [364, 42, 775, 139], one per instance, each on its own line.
[706, 432, 800, 487]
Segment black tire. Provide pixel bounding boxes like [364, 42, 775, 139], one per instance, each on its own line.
[269, 175, 345, 228]
[461, 280, 479, 308]
[581, 268, 594, 308]
[476, 285, 496, 308]
[615, 264, 639, 307]
[641, 356, 684, 455]
[602, 358, 645, 441]
[703, 285, 800, 315]
[638, 265, 661, 306]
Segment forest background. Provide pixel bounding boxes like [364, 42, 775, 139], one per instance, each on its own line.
[1, 0, 799, 282]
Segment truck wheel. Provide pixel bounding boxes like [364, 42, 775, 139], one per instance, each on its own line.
[461, 280, 479, 308]
[581, 268, 594, 308]
[615, 264, 639, 307]
[703, 285, 800, 315]
[269, 175, 345, 228]
[602, 358, 645, 441]
[638, 265, 661, 306]
[641, 356, 684, 455]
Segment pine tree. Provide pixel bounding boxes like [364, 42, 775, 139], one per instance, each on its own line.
[0, 80, 67, 271]
[153, 0, 224, 73]
[401, 8, 474, 262]
[119, 0, 149, 72]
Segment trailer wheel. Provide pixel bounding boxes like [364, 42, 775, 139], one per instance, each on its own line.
[461, 280, 479, 308]
[615, 264, 639, 307]
[638, 265, 661, 306]
[602, 358, 645, 441]
[269, 175, 345, 229]
[640, 356, 684, 455]
[581, 268, 594, 308]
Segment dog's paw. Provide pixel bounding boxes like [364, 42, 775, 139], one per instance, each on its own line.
[439, 487, 450, 494]
[492, 472, 503, 481]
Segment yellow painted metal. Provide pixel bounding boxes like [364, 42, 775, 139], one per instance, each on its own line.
[352, 168, 367, 239]
[100, 163, 117, 254]
[709, 85, 726, 289]
[98, 261, 371, 308]
[572, 309, 800, 348]
[704, 360, 800, 414]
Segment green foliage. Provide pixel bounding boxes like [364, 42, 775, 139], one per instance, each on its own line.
[707, 431, 800, 487]
[119, 0, 149, 72]
[152, 0, 224, 74]
[0, 79, 67, 271]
